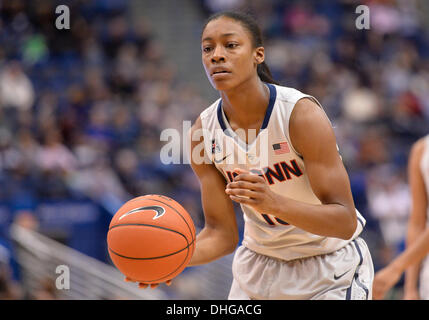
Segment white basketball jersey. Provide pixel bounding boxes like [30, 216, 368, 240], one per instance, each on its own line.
[199, 83, 365, 261]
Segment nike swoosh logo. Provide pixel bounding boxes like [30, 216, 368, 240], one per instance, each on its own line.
[334, 269, 352, 280]
[118, 206, 165, 221]
[213, 154, 231, 163]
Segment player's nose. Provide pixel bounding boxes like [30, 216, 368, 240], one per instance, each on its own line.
[211, 46, 226, 63]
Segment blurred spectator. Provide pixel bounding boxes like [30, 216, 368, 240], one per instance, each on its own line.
[14, 210, 39, 231]
[12, 211, 59, 300]
[36, 127, 78, 173]
[67, 134, 130, 206]
[31, 277, 57, 300]
[367, 165, 410, 248]
[201, 0, 246, 13]
[0, 62, 34, 112]
[342, 85, 381, 122]
[0, 242, 23, 299]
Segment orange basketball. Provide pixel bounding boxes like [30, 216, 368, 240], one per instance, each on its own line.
[107, 194, 196, 284]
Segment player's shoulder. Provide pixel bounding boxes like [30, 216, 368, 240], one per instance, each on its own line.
[273, 84, 323, 124]
[410, 135, 429, 158]
[272, 84, 309, 105]
[413, 135, 429, 150]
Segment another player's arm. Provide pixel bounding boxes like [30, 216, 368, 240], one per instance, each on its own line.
[403, 139, 428, 299]
[372, 230, 429, 300]
[373, 141, 428, 300]
[227, 98, 357, 240]
[187, 116, 239, 266]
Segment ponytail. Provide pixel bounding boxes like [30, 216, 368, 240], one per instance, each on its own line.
[257, 61, 279, 85]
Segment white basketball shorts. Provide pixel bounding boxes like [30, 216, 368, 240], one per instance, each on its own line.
[228, 237, 374, 300]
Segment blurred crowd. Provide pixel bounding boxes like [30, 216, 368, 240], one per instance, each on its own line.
[0, 0, 428, 299]
[0, 0, 206, 299]
[0, 0, 205, 213]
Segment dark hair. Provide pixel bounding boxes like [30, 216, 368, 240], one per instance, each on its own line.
[202, 11, 279, 85]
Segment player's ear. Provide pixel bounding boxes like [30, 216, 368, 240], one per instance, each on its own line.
[254, 46, 265, 66]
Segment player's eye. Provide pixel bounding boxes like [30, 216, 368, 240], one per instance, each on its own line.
[226, 42, 238, 49]
[203, 46, 212, 53]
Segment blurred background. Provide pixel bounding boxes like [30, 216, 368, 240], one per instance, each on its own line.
[0, 0, 428, 300]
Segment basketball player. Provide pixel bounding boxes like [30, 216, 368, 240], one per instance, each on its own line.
[129, 11, 374, 299]
[373, 136, 429, 300]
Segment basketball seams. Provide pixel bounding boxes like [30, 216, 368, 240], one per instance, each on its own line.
[129, 245, 191, 283]
[145, 197, 196, 241]
[108, 223, 195, 259]
[149, 197, 195, 239]
[145, 238, 193, 283]
[109, 222, 185, 235]
[108, 237, 196, 260]
[115, 196, 195, 242]
[109, 239, 195, 283]
[153, 240, 192, 283]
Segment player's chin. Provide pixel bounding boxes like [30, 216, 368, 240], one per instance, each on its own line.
[208, 76, 235, 91]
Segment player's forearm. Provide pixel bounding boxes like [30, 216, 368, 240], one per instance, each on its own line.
[404, 268, 420, 293]
[394, 228, 429, 277]
[268, 194, 357, 240]
[404, 222, 424, 290]
[187, 227, 237, 266]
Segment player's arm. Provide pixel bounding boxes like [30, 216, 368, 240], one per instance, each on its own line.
[226, 98, 357, 240]
[373, 141, 428, 300]
[372, 230, 429, 300]
[187, 116, 239, 266]
[403, 139, 428, 299]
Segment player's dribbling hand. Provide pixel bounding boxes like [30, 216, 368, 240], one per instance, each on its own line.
[124, 276, 172, 289]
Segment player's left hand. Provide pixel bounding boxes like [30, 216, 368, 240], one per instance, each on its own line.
[372, 264, 401, 300]
[124, 276, 172, 289]
[225, 168, 280, 214]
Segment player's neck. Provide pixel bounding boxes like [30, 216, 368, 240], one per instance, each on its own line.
[219, 78, 270, 130]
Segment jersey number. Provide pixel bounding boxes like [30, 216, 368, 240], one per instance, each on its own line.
[261, 213, 289, 226]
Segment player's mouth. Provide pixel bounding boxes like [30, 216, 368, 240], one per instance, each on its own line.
[211, 68, 231, 79]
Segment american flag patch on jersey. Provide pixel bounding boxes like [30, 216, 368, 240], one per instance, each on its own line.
[272, 142, 290, 155]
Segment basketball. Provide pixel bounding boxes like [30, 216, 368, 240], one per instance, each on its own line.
[107, 194, 196, 284]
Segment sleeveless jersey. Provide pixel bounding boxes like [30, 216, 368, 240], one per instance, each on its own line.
[199, 83, 366, 261]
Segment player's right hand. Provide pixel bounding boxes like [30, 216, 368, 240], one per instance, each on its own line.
[372, 264, 401, 300]
[124, 276, 172, 289]
[403, 288, 420, 300]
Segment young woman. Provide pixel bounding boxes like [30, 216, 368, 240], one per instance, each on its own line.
[373, 136, 429, 300]
[129, 11, 374, 299]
